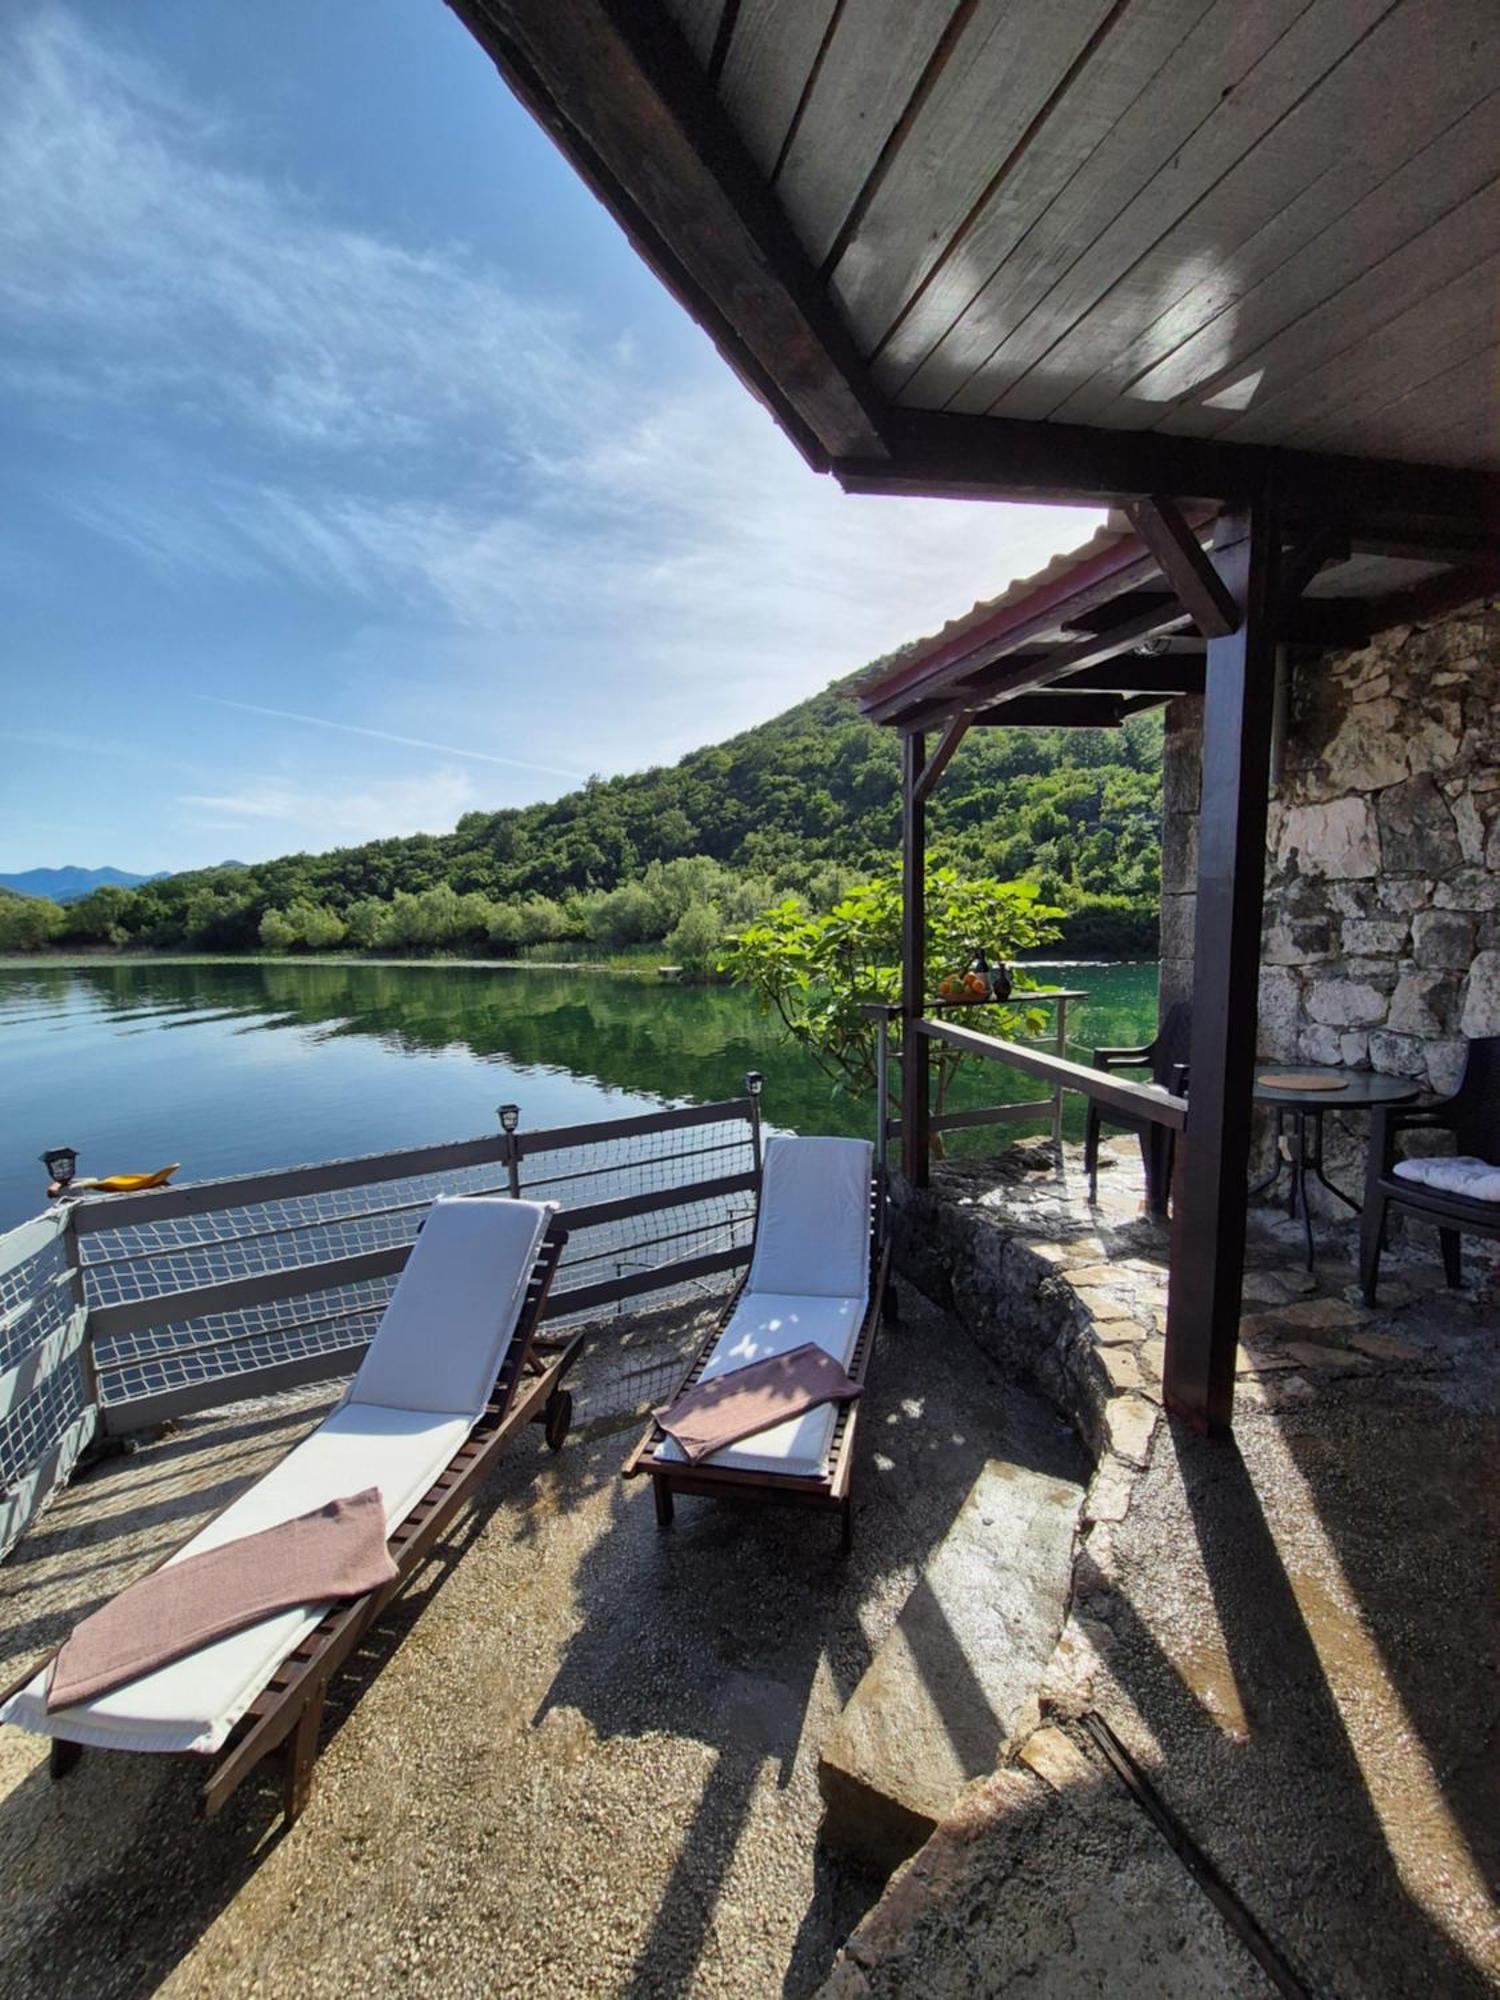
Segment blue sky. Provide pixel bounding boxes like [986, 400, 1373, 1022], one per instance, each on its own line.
[0, 1, 1102, 875]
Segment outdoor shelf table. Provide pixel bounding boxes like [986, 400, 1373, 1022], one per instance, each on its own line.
[1251, 1067, 1423, 1269]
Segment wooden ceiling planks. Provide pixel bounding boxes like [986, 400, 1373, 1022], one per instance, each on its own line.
[971, 0, 1402, 424]
[823, 0, 1118, 347]
[1045, 3, 1500, 431]
[868, 0, 1216, 400]
[771, 0, 968, 270]
[1159, 171, 1500, 448]
[451, 0, 1500, 497]
[660, 0, 731, 70]
[937, 0, 1385, 418]
[1209, 251, 1500, 461]
[1121, 97, 1500, 439]
[716, 0, 839, 180]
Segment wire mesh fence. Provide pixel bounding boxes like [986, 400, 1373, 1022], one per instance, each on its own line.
[72, 1094, 759, 1427]
[0, 1093, 764, 1556]
[0, 1209, 95, 1559]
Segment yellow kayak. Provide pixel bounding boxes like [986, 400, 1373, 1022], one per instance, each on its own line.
[74, 1165, 181, 1195]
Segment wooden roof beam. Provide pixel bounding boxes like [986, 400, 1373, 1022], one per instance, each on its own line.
[837, 411, 1500, 534]
[445, 0, 891, 466]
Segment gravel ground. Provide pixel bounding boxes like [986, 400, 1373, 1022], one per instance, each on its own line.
[0, 1283, 1081, 2000]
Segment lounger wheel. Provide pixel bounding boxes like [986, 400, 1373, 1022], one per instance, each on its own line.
[543, 1388, 573, 1453]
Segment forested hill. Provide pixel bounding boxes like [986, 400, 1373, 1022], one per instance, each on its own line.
[2, 671, 1164, 957]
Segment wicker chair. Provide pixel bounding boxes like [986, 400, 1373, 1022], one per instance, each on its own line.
[1084, 1001, 1191, 1214]
[1360, 1035, 1500, 1305]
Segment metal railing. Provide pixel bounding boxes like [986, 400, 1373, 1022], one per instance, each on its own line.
[0, 1087, 766, 1559]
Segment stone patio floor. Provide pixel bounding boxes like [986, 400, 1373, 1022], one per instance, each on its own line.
[3, 1144, 1496, 1998]
[824, 1146, 1500, 1997]
[0, 1277, 1082, 2000]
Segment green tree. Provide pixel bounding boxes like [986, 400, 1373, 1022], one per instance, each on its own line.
[665, 898, 722, 971]
[720, 867, 1061, 1118]
[259, 907, 298, 953]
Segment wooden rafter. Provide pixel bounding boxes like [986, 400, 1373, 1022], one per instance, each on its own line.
[445, 0, 889, 465]
[1123, 497, 1240, 638]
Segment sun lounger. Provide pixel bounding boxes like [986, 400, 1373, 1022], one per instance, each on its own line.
[2, 1196, 578, 1826]
[623, 1136, 888, 1550]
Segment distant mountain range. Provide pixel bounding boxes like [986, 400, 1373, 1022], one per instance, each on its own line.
[0, 865, 168, 903]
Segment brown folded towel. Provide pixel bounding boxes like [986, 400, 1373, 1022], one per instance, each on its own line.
[47, 1487, 396, 1712]
[655, 1343, 862, 1465]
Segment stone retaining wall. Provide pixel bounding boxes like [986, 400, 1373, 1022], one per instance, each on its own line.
[890, 1151, 1166, 1482]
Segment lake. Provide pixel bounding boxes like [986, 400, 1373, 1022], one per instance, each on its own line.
[0, 958, 1159, 1230]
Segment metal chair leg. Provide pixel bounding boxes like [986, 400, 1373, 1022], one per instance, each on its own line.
[1440, 1227, 1462, 1289]
[1359, 1189, 1387, 1307]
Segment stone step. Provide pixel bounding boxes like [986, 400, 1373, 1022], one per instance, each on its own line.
[817, 1457, 1083, 1876]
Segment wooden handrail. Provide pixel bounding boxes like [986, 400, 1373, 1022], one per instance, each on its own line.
[915, 1016, 1187, 1130]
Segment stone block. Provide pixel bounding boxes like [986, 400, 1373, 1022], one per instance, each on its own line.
[1306, 978, 1388, 1029]
[1341, 917, 1408, 957]
[1387, 970, 1454, 1037]
[1339, 1032, 1370, 1067]
[1104, 1394, 1158, 1467]
[1315, 696, 1409, 795]
[1426, 1038, 1470, 1094]
[1277, 797, 1379, 879]
[1452, 792, 1487, 865]
[1257, 965, 1302, 1056]
[1434, 870, 1500, 911]
[1460, 950, 1500, 1038]
[1297, 1025, 1343, 1066]
[1412, 910, 1474, 970]
[818, 1459, 1082, 1876]
[1376, 773, 1462, 876]
[1369, 1030, 1429, 1078]
[1263, 916, 1334, 964]
[1162, 701, 1203, 814]
[1160, 811, 1198, 895]
[1159, 893, 1195, 964]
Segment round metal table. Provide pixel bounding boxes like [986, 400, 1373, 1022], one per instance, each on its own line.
[1251, 1067, 1423, 1268]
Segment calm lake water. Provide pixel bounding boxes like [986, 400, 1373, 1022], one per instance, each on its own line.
[0, 958, 1158, 1230]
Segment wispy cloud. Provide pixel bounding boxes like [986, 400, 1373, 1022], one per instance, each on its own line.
[199, 698, 584, 781]
[0, 4, 1103, 871]
[178, 768, 482, 844]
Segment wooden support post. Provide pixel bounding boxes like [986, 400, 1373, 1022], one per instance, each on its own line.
[901, 730, 930, 1186]
[1163, 496, 1280, 1433]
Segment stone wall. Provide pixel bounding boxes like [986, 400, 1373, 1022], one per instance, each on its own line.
[1159, 598, 1500, 1209]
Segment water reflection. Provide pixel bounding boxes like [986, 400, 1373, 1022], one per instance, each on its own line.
[0, 960, 1158, 1229]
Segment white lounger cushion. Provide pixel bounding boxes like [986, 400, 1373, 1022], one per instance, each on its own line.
[2, 1403, 472, 1754]
[658, 1291, 865, 1477]
[350, 1194, 551, 1419]
[1393, 1155, 1500, 1203]
[747, 1136, 873, 1299]
[3, 1192, 553, 1756]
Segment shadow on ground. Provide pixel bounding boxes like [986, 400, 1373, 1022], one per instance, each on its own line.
[0, 1282, 1081, 2000]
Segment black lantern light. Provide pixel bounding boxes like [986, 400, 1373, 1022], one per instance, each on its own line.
[497, 1103, 520, 1135]
[41, 1146, 79, 1194]
[744, 1071, 763, 1100]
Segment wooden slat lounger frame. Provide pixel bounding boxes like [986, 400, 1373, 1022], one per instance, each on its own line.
[622, 1182, 890, 1551]
[5, 1220, 577, 1829]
